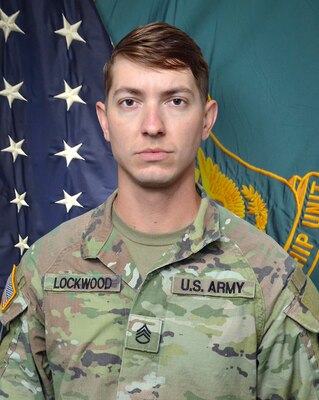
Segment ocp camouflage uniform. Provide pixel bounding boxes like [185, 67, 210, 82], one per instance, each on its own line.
[1, 189, 319, 399]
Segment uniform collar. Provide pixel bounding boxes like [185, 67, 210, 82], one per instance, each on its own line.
[81, 190, 117, 259]
[81, 185, 221, 263]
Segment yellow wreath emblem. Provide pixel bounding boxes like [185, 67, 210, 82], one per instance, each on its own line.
[196, 148, 268, 232]
[241, 185, 268, 232]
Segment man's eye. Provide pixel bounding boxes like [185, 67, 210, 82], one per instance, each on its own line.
[121, 99, 135, 107]
[171, 98, 184, 106]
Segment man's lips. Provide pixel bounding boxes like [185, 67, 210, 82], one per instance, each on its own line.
[136, 149, 172, 161]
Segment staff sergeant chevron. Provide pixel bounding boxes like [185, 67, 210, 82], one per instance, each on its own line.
[136, 324, 152, 344]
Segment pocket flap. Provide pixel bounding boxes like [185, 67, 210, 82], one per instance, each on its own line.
[285, 286, 319, 333]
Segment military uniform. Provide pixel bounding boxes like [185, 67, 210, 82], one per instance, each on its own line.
[1, 189, 319, 399]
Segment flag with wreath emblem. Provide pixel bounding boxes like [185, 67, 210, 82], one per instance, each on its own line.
[96, 0, 319, 288]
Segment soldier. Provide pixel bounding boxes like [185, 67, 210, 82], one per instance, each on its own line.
[1, 22, 319, 400]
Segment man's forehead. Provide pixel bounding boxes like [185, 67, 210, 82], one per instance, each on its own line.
[110, 57, 198, 92]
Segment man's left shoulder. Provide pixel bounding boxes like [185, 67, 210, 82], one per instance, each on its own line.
[217, 203, 290, 267]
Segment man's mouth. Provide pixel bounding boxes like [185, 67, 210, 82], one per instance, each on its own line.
[137, 148, 171, 161]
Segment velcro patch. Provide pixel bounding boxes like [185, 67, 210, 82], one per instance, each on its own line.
[1, 265, 17, 311]
[125, 314, 162, 353]
[44, 273, 121, 292]
[172, 277, 255, 298]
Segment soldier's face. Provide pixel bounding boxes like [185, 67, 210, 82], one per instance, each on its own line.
[97, 57, 217, 190]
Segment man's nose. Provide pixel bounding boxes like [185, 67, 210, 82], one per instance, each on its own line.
[141, 104, 165, 136]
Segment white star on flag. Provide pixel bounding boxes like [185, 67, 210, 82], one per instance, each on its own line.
[54, 80, 86, 111]
[54, 140, 85, 167]
[1, 135, 28, 162]
[54, 14, 86, 49]
[10, 189, 29, 212]
[55, 190, 83, 213]
[14, 235, 30, 256]
[0, 9, 24, 42]
[0, 78, 27, 108]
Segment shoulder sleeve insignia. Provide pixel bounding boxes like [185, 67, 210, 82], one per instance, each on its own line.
[1, 265, 17, 312]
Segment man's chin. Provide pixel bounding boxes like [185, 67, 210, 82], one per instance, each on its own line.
[133, 175, 176, 190]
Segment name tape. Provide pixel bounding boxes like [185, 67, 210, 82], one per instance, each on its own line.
[44, 274, 121, 292]
[172, 277, 255, 298]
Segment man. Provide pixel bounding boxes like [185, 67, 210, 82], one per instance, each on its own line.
[0, 22, 319, 400]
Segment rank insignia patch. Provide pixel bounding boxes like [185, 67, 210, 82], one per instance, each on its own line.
[125, 314, 162, 353]
[136, 324, 152, 344]
[1, 265, 17, 311]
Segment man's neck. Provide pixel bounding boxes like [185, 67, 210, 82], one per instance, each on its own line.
[114, 179, 201, 234]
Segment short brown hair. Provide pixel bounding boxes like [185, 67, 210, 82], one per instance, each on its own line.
[103, 22, 209, 102]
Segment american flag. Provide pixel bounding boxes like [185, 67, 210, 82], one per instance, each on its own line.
[0, 0, 117, 293]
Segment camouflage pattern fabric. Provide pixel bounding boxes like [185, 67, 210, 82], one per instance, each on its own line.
[0, 188, 319, 399]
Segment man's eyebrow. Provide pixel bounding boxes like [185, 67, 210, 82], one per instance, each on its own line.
[112, 87, 194, 97]
[113, 87, 143, 97]
[161, 87, 194, 97]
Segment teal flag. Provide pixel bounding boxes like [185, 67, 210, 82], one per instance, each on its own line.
[96, 0, 319, 286]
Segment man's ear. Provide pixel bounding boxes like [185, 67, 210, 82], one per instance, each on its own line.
[96, 101, 110, 141]
[201, 99, 218, 141]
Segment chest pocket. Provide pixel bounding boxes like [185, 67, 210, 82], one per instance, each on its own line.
[165, 277, 257, 397]
[167, 276, 257, 354]
[43, 273, 132, 382]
